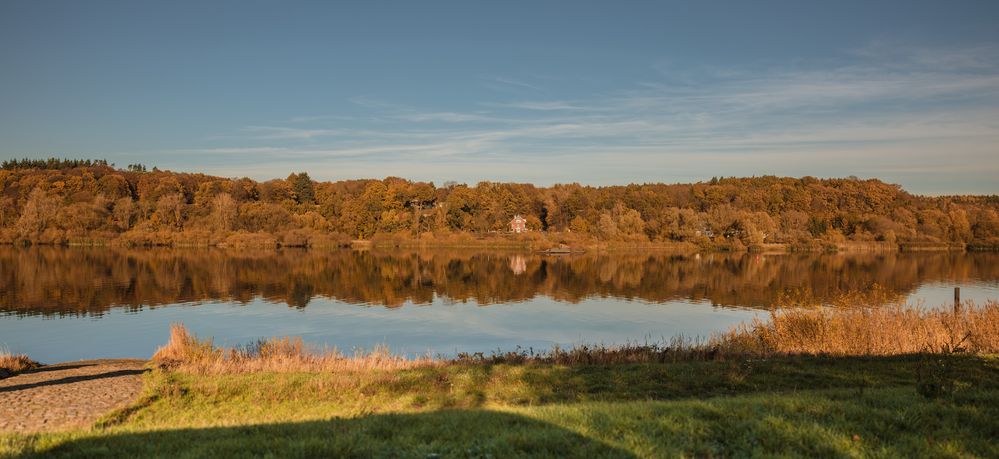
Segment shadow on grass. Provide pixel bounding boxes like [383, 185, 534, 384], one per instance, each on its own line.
[438, 354, 999, 406]
[7, 355, 998, 458]
[24, 410, 636, 458]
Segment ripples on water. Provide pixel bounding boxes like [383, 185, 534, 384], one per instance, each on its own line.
[1, 247, 997, 362]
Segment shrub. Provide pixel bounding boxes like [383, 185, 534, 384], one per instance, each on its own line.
[220, 231, 278, 248]
[0, 350, 38, 379]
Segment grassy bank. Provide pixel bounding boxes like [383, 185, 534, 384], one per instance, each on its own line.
[2, 355, 997, 458]
[2, 303, 997, 457]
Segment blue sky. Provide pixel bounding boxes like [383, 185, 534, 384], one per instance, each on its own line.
[2, 1, 998, 194]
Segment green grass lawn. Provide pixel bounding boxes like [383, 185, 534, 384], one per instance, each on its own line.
[3, 355, 997, 458]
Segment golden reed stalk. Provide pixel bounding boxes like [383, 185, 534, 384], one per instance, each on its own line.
[153, 301, 998, 374]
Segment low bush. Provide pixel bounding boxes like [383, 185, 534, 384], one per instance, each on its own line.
[219, 231, 278, 248]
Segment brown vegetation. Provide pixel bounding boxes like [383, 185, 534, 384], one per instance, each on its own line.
[2, 161, 998, 249]
[153, 301, 999, 374]
[0, 350, 38, 378]
[722, 301, 999, 357]
[153, 323, 436, 374]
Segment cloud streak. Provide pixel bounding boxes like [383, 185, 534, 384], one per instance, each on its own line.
[493, 101, 588, 111]
[166, 44, 999, 194]
[491, 76, 543, 91]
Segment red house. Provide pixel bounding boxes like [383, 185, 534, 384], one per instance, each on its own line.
[510, 215, 527, 233]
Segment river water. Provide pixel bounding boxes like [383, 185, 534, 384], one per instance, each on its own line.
[1, 247, 997, 363]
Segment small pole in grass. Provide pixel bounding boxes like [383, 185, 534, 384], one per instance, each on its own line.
[954, 287, 961, 314]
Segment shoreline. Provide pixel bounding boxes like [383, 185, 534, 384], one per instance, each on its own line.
[0, 238, 990, 253]
[3, 303, 996, 456]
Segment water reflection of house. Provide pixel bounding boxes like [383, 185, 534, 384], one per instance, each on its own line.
[509, 255, 526, 275]
[510, 215, 527, 233]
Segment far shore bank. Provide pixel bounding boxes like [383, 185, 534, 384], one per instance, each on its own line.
[0, 234, 994, 253]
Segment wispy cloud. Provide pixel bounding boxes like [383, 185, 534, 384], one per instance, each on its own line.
[286, 114, 368, 123]
[287, 115, 333, 123]
[167, 147, 291, 155]
[393, 111, 501, 123]
[492, 101, 588, 111]
[491, 76, 543, 91]
[173, 43, 999, 193]
[347, 96, 402, 109]
[239, 126, 348, 140]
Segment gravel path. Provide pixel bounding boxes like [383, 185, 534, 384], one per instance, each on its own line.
[0, 359, 148, 432]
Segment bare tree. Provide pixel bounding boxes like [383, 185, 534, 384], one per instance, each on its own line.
[113, 198, 136, 231]
[211, 193, 237, 231]
[156, 193, 186, 229]
[16, 188, 59, 237]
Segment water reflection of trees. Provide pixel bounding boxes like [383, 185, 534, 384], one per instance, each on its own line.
[1, 247, 997, 316]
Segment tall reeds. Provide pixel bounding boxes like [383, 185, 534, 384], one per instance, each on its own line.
[153, 323, 437, 374]
[153, 301, 999, 374]
[722, 301, 998, 356]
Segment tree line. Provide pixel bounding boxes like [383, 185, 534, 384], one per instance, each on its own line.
[1, 158, 111, 170]
[0, 160, 997, 249]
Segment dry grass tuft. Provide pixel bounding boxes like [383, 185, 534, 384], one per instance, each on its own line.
[153, 323, 437, 374]
[0, 350, 39, 377]
[717, 300, 999, 357]
[154, 301, 999, 374]
[152, 323, 222, 363]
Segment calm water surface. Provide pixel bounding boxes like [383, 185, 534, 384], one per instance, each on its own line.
[1, 247, 997, 363]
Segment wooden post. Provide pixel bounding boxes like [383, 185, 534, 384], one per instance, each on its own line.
[954, 287, 961, 314]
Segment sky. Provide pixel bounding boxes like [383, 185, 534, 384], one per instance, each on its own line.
[1, 1, 998, 195]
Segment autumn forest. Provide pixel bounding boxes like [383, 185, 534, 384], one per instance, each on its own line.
[1, 159, 998, 250]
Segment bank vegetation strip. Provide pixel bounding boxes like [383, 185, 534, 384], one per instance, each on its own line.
[1, 301, 997, 457]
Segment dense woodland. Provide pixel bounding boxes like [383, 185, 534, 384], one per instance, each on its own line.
[1, 159, 998, 249]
